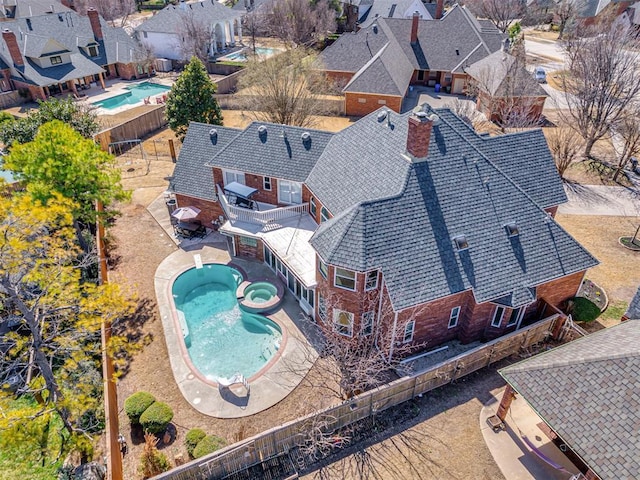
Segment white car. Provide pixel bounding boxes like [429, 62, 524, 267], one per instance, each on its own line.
[534, 67, 547, 83]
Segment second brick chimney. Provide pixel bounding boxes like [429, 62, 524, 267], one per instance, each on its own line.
[435, 0, 444, 20]
[87, 8, 103, 41]
[410, 12, 419, 44]
[2, 29, 24, 67]
[406, 110, 434, 160]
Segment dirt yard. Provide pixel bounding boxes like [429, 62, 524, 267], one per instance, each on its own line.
[106, 111, 638, 477]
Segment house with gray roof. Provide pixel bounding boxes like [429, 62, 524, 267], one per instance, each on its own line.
[0, 0, 72, 19]
[0, 8, 148, 101]
[499, 320, 640, 480]
[171, 105, 597, 357]
[319, 3, 504, 116]
[622, 285, 640, 320]
[134, 0, 243, 62]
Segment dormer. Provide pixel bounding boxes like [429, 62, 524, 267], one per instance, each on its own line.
[25, 37, 72, 68]
[77, 37, 100, 58]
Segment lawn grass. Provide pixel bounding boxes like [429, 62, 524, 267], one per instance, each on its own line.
[599, 300, 628, 324]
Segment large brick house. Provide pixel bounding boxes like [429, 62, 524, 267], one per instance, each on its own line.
[319, 3, 505, 116]
[170, 106, 598, 359]
[0, 8, 149, 101]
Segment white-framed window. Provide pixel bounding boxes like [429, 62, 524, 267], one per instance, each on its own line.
[507, 306, 525, 327]
[361, 311, 374, 336]
[334, 267, 356, 291]
[318, 293, 327, 321]
[263, 245, 276, 270]
[275, 257, 286, 276]
[223, 169, 245, 186]
[318, 259, 328, 279]
[88, 45, 98, 57]
[377, 99, 387, 105]
[310, 197, 317, 216]
[448, 306, 461, 328]
[358, 98, 367, 103]
[491, 306, 505, 328]
[403, 320, 415, 343]
[239, 236, 257, 247]
[263, 177, 272, 190]
[333, 309, 354, 337]
[50, 55, 62, 65]
[365, 270, 378, 291]
[320, 206, 330, 223]
[302, 286, 314, 308]
[278, 180, 302, 204]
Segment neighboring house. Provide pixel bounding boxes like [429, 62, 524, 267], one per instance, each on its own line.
[0, 8, 148, 100]
[0, 0, 73, 19]
[499, 321, 640, 480]
[135, 0, 243, 61]
[612, 1, 640, 35]
[356, 0, 434, 29]
[621, 285, 640, 320]
[170, 105, 597, 359]
[319, 4, 504, 116]
[465, 50, 548, 124]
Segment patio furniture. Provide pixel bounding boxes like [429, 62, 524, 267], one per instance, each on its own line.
[223, 182, 259, 210]
[175, 221, 207, 239]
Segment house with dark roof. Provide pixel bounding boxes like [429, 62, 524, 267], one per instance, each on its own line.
[171, 105, 597, 356]
[499, 321, 640, 480]
[0, 8, 148, 101]
[319, 4, 504, 116]
[135, 0, 242, 62]
[0, 0, 73, 19]
[622, 285, 640, 320]
[465, 50, 548, 124]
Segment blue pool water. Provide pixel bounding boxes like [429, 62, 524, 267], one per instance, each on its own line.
[92, 81, 171, 110]
[172, 264, 282, 381]
[222, 47, 276, 62]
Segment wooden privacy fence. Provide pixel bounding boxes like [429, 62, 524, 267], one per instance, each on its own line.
[94, 105, 167, 151]
[153, 314, 561, 480]
[215, 94, 345, 116]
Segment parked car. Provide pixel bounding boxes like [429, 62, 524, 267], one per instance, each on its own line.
[534, 67, 547, 83]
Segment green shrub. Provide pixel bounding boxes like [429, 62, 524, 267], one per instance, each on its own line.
[570, 297, 601, 322]
[139, 402, 173, 435]
[192, 435, 227, 459]
[185, 429, 207, 458]
[124, 392, 156, 426]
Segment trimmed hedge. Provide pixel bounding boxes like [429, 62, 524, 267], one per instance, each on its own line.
[139, 402, 174, 435]
[124, 391, 156, 426]
[185, 429, 207, 458]
[570, 297, 601, 322]
[192, 435, 227, 459]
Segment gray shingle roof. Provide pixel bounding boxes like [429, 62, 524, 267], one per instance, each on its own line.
[171, 122, 241, 201]
[358, 0, 432, 29]
[465, 51, 548, 97]
[206, 122, 333, 182]
[500, 321, 640, 480]
[625, 285, 640, 320]
[136, 0, 241, 34]
[310, 106, 598, 310]
[319, 22, 390, 73]
[2, 0, 73, 19]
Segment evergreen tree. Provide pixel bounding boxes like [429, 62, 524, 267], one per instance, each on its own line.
[165, 57, 222, 141]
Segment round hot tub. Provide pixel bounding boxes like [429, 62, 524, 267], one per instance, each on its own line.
[240, 281, 284, 313]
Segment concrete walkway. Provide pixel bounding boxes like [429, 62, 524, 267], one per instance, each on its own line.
[481, 387, 580, 480]
[559, 184, 640, 216]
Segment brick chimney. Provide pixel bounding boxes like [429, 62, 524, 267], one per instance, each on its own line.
[406, 111, 434, 159]
[2, 29, 24, 67]
[87, 8, 103, 41]
[410, 12, 419, 44]
[435, 0, 444, 20]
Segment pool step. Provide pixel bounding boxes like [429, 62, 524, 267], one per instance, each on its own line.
[236, 280, 251, 299]
[194, 254, 203, 269]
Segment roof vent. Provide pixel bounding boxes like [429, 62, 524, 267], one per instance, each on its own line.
[453, 235, 469, 251]
[209, 128, 217, 142]
[504, 222, 519, 237]
[428, 113, 440, 125]
[455, 49, 460, 55]
[257, 125, 267, 135]
[377, 110, 388, 122]
[301, 131, 311, 141]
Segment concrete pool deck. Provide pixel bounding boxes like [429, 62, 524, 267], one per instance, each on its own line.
[154, 245, 318, 418]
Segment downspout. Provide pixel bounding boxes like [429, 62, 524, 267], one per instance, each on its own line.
[388, 311, 399, 362]
[374, 275, 385, 345]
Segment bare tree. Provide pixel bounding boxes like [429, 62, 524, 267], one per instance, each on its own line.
[177, 10, 213, 63]
[74, 0, 136, 28]
[267, 0, 337, 46]
[554, 0, 579, 39]
[561, 31, 640, 159]
[611, 103, 640, 182]
[134, 41, 157, 78]
[237, 48, 339, 127]
[545, 127, 584, 178]
[464, 0, 526, 33]
[443, 98, 486, 129]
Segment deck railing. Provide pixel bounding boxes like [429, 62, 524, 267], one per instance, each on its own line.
[217, 185, 308, 225]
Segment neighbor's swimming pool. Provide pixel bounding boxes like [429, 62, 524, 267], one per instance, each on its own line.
[221, 47, 277, 62]
[171, 264, 282, 382]
[92, 81, 170, 110]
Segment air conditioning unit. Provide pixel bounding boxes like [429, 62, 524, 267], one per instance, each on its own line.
[154, 58, 172, 72]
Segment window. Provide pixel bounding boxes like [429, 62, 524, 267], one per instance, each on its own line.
[507, 307, 525, 327]
[275, 257, 286, 276]
[491, 306, 505, 328]
[377, 99, 387, 105]
[365, 270, 378, 291]
[310, 197, 317, 217]
[302, 286, 314, 308]
[263, 245, 276, 270]
[361, 311, 374, 336]
[50, 55, 62, 65]
[417, 70, 425, 81]
[143, 31, 148, 38]
[88, 45, 98, 57]
[278, 180, 302, 204]
[320, 206, 330, 223]
[318, 293, 327, 321]
[358, 98, 367, 103]
[239, 236, 257, 247]
[448, 306, 460, 328]
[263, 177, 272, 191]
[318, 259, 328, 279]
[334, 267, 356, 291]
[333, 309, 354, 337]
[403, 320, 415, 343]
[223, 169, 245, 186]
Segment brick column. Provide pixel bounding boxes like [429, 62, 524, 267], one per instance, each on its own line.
[496, 384, 516, 422]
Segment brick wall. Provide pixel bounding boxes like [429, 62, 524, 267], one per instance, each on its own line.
[175, 194, 224, 227]
[116, 62, 138, 81]
[234, 236, 264, 261]
[243, 172, 279, 205]
[345, 93, 403, 116]
[537, 270, 585, 309]
[545, 205, 558, 218]
[326, 71, 353, 89]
